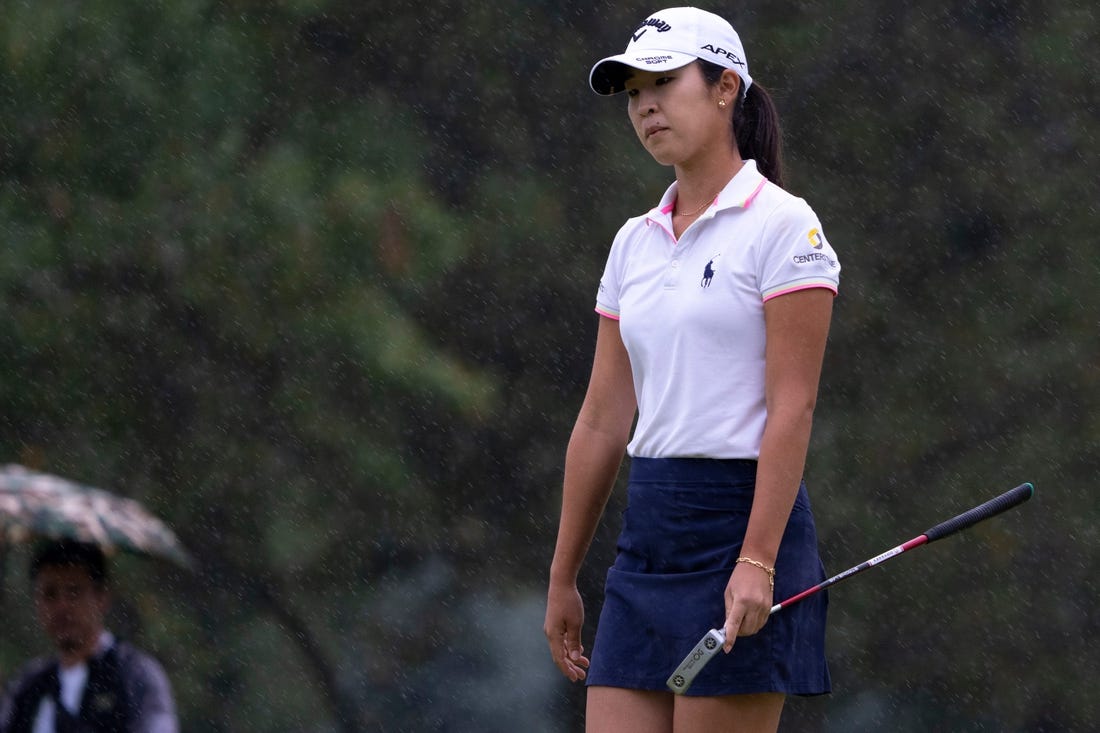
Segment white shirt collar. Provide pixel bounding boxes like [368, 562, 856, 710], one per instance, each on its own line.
[646, 159, 769, 228]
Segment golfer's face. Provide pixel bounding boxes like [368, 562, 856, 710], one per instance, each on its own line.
[624, 63, 728, 167]
[34, 564, 108, 656]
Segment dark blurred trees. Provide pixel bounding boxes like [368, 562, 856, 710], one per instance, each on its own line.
[0, 0, 1097, 730]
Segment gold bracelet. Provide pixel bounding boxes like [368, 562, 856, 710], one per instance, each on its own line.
[736, 556, 775, 591]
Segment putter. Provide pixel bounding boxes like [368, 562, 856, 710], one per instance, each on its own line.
[667, 482, 1035, 693]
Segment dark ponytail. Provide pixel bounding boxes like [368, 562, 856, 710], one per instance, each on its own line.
[698, 60, 785, 188]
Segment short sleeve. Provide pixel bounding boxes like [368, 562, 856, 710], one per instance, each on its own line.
[595, 225, 631, 319]
[757, 198, 841, 301]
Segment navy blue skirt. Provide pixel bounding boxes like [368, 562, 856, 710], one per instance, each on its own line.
[587, 457, 831, 696]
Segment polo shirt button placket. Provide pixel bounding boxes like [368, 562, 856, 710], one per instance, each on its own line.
[665, 258, 681, 289]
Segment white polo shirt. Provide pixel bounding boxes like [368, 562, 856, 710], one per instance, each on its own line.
[595, 160, 840, 459]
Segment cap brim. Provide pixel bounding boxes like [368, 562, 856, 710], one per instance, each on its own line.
[588, 51, 698, 95]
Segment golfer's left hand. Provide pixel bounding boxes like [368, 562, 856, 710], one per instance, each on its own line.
[722, 562, 773, 653]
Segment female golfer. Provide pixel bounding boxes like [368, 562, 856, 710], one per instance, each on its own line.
[544, 7, 840, 732]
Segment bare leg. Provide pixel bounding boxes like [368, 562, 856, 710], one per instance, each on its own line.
[586, 687, 674, 733]
[673, 693, 785, 733]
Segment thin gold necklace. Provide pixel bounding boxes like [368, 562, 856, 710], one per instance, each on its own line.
[673, 189, 722, 218]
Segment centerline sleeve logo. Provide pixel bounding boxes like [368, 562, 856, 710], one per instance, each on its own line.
[792, 229, 838, 268]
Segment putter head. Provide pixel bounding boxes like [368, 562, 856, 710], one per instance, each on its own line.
[666, 628, 726, 694]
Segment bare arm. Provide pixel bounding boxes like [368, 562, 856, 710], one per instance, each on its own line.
[723, 287, 834, 650]
[544, 316, 637, 681]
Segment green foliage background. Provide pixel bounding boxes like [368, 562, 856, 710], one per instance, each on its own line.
[1, 1, 1097, 730]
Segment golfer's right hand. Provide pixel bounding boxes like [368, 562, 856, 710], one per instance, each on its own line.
[544, 582, 590, 682]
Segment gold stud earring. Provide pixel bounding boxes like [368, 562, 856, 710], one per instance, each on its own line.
[718, 99, 727, 108]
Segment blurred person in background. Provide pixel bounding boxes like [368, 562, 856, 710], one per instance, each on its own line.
[0, 540, 178, 733]
[545, 7, 840, 732]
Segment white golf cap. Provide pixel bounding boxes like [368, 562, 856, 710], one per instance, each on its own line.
[589, 7, 752, 96]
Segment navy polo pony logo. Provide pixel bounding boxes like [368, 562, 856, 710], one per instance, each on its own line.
[700, 256, 720, 287]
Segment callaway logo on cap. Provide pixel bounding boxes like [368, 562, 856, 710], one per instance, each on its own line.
[589, 7, 753, 96]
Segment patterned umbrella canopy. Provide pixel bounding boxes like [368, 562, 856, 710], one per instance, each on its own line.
[0, 464, 192, 568]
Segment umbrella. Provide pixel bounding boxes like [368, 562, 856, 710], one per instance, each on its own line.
[0, 464, 192, 568]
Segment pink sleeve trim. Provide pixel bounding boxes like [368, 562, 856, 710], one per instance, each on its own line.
[594, 305, 621, 320]
[761, 283, 838, 302]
